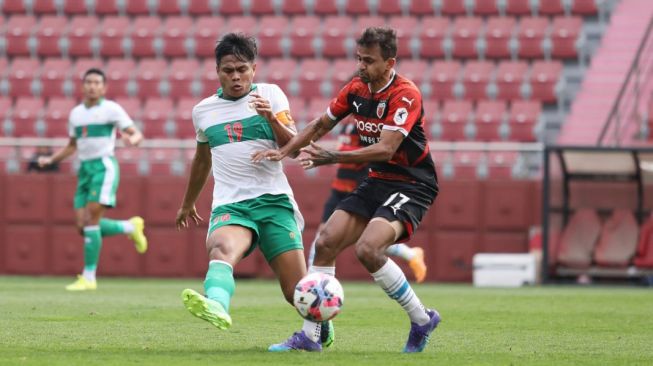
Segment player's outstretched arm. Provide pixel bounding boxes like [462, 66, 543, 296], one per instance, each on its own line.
[38, 137, 77, 167]
[251, 113, 336, 163]
[176, 143, 211, 230]
[120, 126, 144, 147]
[249, 92, 297, 149]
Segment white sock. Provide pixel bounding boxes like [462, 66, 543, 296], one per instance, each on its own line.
[371, 258, 430, 325]
[82, 268, 96, 282]
[307, 234, 318, 266]
[309, 265, 336, 276]
[122, 220, 135, 234]
[385, 243, 415, 261]
[302, 320, 321, 343]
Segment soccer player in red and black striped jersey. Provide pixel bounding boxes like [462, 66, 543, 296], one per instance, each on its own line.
[307, 120, 428, 284]
[254, 27, 440, 353]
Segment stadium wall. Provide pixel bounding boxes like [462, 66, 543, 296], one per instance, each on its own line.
[0, 173, 540, 282]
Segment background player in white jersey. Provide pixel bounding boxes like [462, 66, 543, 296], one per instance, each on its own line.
[38, 68, 148, 291]
[175, 33, 319, 342]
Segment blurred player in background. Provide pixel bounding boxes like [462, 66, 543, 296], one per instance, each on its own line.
[38, 68, 148, 291]
[255, 27, 440, 353]
[175, 33, 312, 336]
[308, 120, 428, 283]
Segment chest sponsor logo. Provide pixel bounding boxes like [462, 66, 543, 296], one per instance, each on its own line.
[376, 100, 386, 119]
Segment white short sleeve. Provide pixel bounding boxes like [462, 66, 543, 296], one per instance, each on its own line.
[268, 84, 290, 115]
[192, 105, 208, 144]
[110, 101, 134, 130]
[67, 110, 75, 138]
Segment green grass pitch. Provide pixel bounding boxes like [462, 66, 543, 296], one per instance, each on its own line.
[1, 276, 652, 365]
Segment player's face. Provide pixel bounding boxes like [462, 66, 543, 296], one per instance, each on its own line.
[356, 44, 394, 84]
[217, 55, 256, 99]
[82, 74, 106, 101]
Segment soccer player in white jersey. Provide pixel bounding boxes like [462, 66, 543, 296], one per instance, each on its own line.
[174, 33, 326, 344]
[38, 68, 148, 291]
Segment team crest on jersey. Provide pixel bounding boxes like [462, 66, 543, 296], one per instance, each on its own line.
[82, 126, 88, 137]
[213, 213, 231, 224]
[376, 100, 386, 118]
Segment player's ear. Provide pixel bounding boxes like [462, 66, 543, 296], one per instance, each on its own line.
[386, 57, 396, 70]
[251, 62, 256, 76]
[215, 65, 219, 76]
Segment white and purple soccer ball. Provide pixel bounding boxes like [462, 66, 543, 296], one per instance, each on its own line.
[293, 272, 344, 322]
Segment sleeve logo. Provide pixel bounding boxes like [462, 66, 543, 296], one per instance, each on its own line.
[394, 107, 408, 125]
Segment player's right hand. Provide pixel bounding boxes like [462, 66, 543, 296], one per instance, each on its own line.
[251, 149, 286, 163]
[176, 205, 203, 230]
[37, 156, 53, 167]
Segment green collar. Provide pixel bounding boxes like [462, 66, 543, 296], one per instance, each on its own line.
[84, 97, 104, 109]
[217, 84, 257, 101]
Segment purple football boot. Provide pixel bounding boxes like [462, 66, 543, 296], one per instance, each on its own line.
[403, 309, 441, 353]
[268, 331, 322, 352]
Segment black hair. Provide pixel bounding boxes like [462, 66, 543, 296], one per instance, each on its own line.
[83, 68, 106, 83]
[356, 27, 398, 60]
[214, 33, 258, 65]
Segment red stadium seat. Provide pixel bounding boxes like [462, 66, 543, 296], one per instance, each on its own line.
[496, 61, 529, 100]
[157, 0, 182, 15]
[2, 0, 28, 13]
[265, 59, 296, 94]
[105, 59, 135, 99]
[594, 210, 639, 267]
[474, 0, 499, 15]
[95, 0, 119, 15]
[571, 0, 598, 15]
[509, 101, 540, 141]
[485, 17, 515, 59]
[0, 97, 11, 126]
[331, 59, 357, 90]
[462, 61, 493, 100]
[314, 0, 339, 15]
[345, 0, 371, 15]
[354, 16, 385, 38]
[289, 16, 319, 58]
[114, 97, 142, 122]
[5, 16, 36, 56]
[200, 59, 219, 96]
[440, 0, 466, 15]
[551, 16, 583, 59]
[41, 59, 71, 98]
[396, 59, 429, 87]
[226, 16, 257, 35]
[67, 16, 97, 57]
[440, 100, 472, 141]
[174, 98, 198, 139]
[250, 0, 276, 16]
[142, 98, 174, 138]
[32, 0, 57, 14]
[418, 17, 449, 59]
[321, 16, 353, 58]
[530, 61, 562, 102]
[539, 0, 565, 15]
[487, 151, 517, 179]
[126, 0, 150, 15]
[44, 98, 75, 137]
[409, 0, 435, 15]
[306, 98, 330, 122]
[430, 60, 461, 100]
[389, 16, 418, 59]
[452, 151, 482, 178]
[219, 0, 244, 15]
[99, 16, 129, 57]
[282, 0, 308, 15]
[9, 58, 39, 97]
[168, 59, 199, 100]
[36, 16, 67, 57]
[377, 0, 403, 16]
[557, 209, 601, 268]
[451, 17, 483, 58]
[135, 59, 167, 98]
[12, 98, 44, 137]
[162, 17, 192, 58]
[188, 0, 214, 15]
[258, 16, 288, 58]
[505, 0, 532, 15]
[474, 100, 506, 141]
[518, 17, 548, 59]
[297, 59, 330, 99]
[130, 17, 161, 58]
[287, 96, 306, 124]
[193, 17, 225, 58]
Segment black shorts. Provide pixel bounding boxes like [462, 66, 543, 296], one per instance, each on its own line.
[322, 189, 350, 223]
[335, 178, 437, 241]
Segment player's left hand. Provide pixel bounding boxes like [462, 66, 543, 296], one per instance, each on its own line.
[121, 131, 142, 147]
[299, 141, 337, 169]
[249, 93, 274, 122]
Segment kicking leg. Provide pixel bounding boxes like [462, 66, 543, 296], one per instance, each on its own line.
[99, 216, 148, 254]
[386, 243, 427, 283]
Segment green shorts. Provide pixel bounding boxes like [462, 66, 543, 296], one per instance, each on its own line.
[208, 194, 304, 262]
[73, 156, 120, 209]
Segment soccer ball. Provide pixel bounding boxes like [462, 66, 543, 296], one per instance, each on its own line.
[293, 273, 344, 322]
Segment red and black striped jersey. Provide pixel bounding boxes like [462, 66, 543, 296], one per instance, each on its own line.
[327, 71, 437, 188]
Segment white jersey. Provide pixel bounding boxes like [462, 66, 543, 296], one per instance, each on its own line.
[192, 83, 302, 223]
[68, 99, 134, 161]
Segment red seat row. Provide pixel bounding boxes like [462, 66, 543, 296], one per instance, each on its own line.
[1, 0, 601, 17]
[0, 14, 585, 60]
